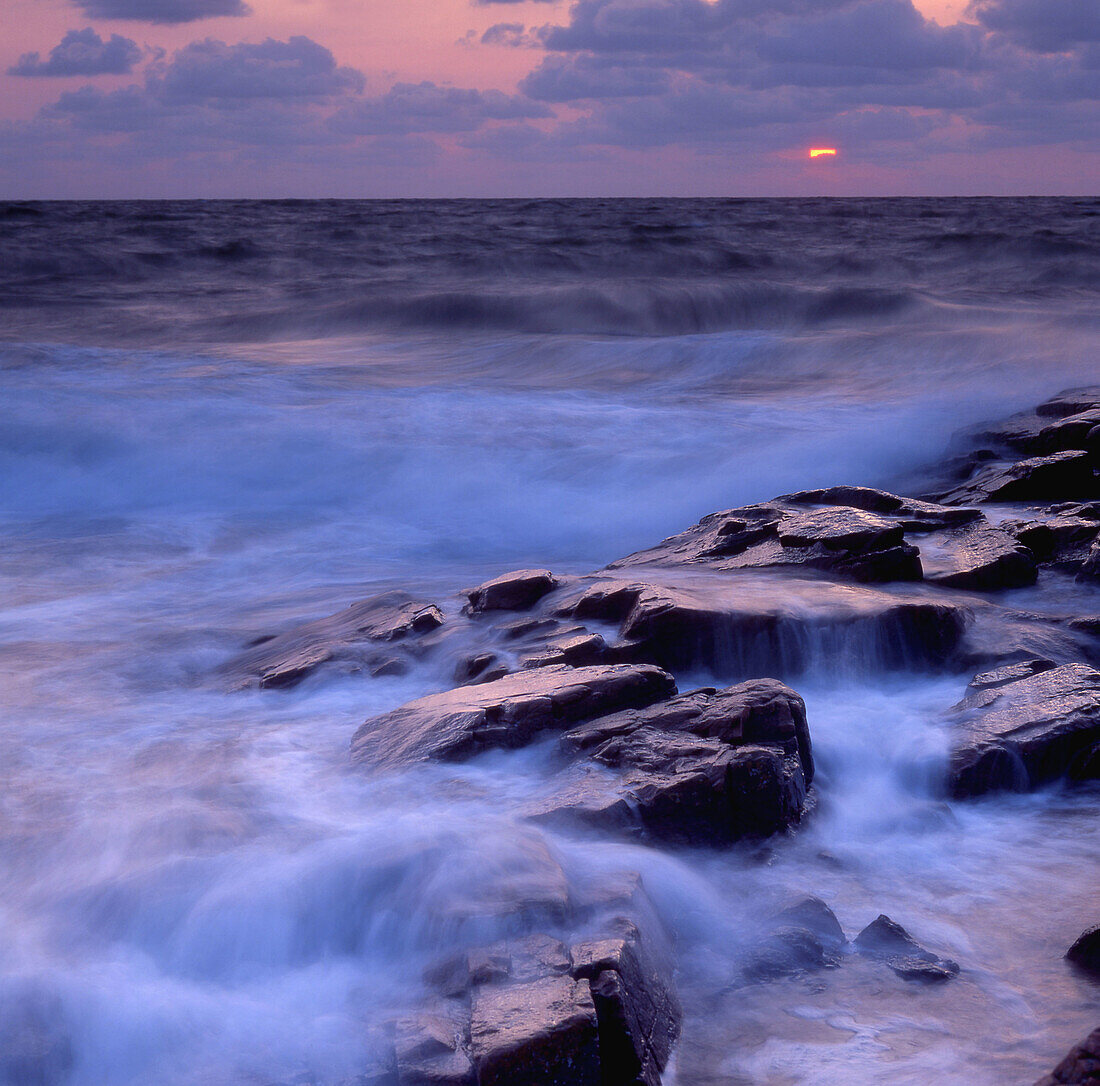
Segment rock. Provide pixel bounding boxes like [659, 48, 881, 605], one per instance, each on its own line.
[570, 919, 681, 1086]
[221, 590, 444, 690]
[1034, 1026, 1100, 1085]
[598, 576, 966, 676]
[938, 450, 1096, 505]
[777, 508, 906, 552]
[773, 896, 847, 951]
[1036, 387, 1100, 419]
[466, 570, 559, 614]
[853, 914, 959, 983]
[1081, 540, 1100, 583]
[948, 663, 1100, 797]
[537, 681, 814, 844]
[394, 1004, 475, 1086]
[522, 632, 610, 670]
[920, 522, 1038, 591]
[469, 975, 601, 1086]
[453, 653, 504, 685]
[1035, 409, 1100, 455]
[1007, 512, 1099, 571]
[965, 658, 1058, 694]
[742, 926, 834, 982]
[1066, 926, 1100, 976]
[351, 664, 677, 769]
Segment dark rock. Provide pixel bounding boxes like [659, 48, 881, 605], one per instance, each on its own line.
[603, 577, 966, 676]
[854, 914, 959, 983]
[780, 486, 982, 529]
[1066, 926, 1100, 976]
[468, 975, 601, 1086]
[466, 570, 559, 614]
[522, 632, 610, 670]
[570, 919, 681, 1086]
[742, 926, 834, 982]
[1008, 513, 1099, 570]
[920, 522, 1038, 591]
[948, 663, 1100, 797]
[539, 681, 814, 844]
[221, 590, 444, 690]
[774, 896, 847, 951]
[351, 664, 677, 769]
[1036, 387, 1100, 419]
[1081, 541, 1100, 583]
[1035, 409, 1100, 455]
[453, 653, 503, 685]
[1033, 1026, 1100, 1085]
[938, 451, 1096, 505]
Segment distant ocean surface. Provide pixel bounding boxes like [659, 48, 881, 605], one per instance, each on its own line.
[1, 198, 1099, 1085]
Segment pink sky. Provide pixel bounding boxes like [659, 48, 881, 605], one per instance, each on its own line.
[1, 0, 1096, 197]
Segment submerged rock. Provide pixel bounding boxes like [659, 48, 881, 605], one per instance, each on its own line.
[948, 662, 1100, 797]
[221, 590, 444, 690]
[853, 914, 959, 983]
[773, 896, 847, 952]
[920, 522, 1038, 590]
[1034, 1026, 1100, 1086]
[351, 663, 676, 769]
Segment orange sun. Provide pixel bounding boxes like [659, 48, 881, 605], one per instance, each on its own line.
[809, 148, 838, 158]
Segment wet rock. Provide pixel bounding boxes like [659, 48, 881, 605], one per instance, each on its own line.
[394, 1004, 475, 1086]
[1034, 1026, 1100, 1086]
[372, 656, 410, 678]
[603, 577, 966, 676]
[453, 652, 505, 685]
[1066, 926, 1100, 976]
[1081, 540, 1100, 583]
[221, 590, 444, 690]
[920, 522, 1038, 591]
[777, 508, 906, 552]
[522, 632, 610, 670]
[938, 450, 1096, 506]
[854, 914, 959, 983]
[466, 570, 559, 614]
[742, 926, 834, 982]
[1036, 386, 1100, 420]
[955, 608, 1097, 673]
[571, 919, 681, 1086]
[965, 658, 1058, 695]
[469, 974, 600, 1086]
[538, 681, 814, 844]
[1007, 512, 1099, 571]
[781, 486, 980, 527]
[773, 896, 847, 951]
[948, 663, 1100, 797]
[350, 663, 677, 769]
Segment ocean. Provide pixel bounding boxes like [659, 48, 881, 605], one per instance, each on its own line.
[1, 197, 1098, 1084]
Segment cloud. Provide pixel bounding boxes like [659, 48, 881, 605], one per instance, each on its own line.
[330, 81, 550, 135]
[520, 54, 670, 99]
[472, 0, 558, 5]
[968, 0, 1100, 53]
[155, 36, 364, 100]
[9, 28, 142, 77]
[70, 0, 250, 25]
[480, 23, 541, 47]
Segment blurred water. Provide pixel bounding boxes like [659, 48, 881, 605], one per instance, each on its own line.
[1, 198, 1098, 1084]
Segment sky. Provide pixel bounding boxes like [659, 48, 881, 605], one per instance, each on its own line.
[0, 0, 1097, 197]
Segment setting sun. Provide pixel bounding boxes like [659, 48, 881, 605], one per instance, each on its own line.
[809, 148, 838, 158]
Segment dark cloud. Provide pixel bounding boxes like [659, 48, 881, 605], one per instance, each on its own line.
[9, 28, 142, 77]
[968, 0, 1100, 53]
[472, 0, 558, 5]
[155, 36, 364, 101]
[330, 81, 550, 135]
[520, 54, 670, 99]
[71, 0, 250, 25]
[480, 23, 540, 47]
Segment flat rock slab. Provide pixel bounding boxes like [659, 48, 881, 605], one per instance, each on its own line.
[920, 522, 1038, 590]
[467, 570, 559, 614]
[350, 663, 676, 769]
[938, 451, 1097, 506]
[220, 590, 445, 689]
[948, 662, 1100, 797]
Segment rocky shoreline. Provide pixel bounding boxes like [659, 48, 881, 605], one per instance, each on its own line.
[223, 386, 1100, 1085]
